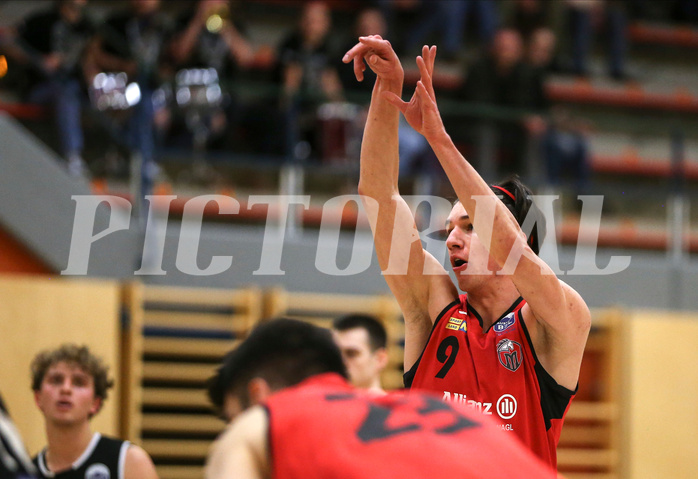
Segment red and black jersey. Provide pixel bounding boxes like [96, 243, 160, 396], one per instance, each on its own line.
[404, 294, 576, 469]
[265, 373, 555, 479]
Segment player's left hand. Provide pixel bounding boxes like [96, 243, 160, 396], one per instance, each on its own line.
[382, 45, 445, 142]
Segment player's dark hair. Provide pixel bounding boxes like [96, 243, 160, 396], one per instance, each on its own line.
[207, 318, 348, 411]
[489, 176, 546, 255]
[332, 314, 387, 351]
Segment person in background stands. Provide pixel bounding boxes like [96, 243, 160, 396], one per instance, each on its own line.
[276, 1, 343, 162]
[87, 0, 173, 198]
[452, 28, 532, 181]
[2, 0, 94, 177]
[168, 0, 255, 151]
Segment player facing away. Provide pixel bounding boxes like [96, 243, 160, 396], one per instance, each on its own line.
[342, 36, 591, 469]
[31, 344, 159, 479]
[204, 318, 556, 479]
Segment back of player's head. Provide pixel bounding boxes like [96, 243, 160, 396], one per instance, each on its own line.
[332, 314, 387, 351]
[490, 176, 546, 255]
[208, 318, 348, 411]
[30, 343, 113, 404]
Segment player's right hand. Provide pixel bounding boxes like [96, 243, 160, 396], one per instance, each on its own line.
[342, 35, 403, 84]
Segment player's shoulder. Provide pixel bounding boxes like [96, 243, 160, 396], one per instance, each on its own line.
[206, 407, 268, 478]
[123, 444, 158, 479]
[219, 407, 268, 449]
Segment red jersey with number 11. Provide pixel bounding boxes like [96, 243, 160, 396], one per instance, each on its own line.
[265, 373, 555, 479]
[404, 295, 576, 469]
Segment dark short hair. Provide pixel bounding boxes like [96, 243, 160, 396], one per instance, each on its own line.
[30, 344, 113, 413]
[489, 176, 546, 255]
[332, 314, 387, 351]
[207, 318, 348, 411]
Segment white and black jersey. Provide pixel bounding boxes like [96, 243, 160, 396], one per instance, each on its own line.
[34, 434, 129, 479]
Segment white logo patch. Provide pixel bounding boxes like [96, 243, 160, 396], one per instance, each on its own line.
[85, 463, 110, 479]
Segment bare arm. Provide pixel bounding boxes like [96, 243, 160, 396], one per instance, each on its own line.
[169, 7, 207, 65]
[205, 407, 269, 479]
[385, 46, 590, 389]
[220, 23, 254, 68]
[123, 445, 159, 479]
[86, 37, 137, 78]
[344, 36, 457, 370]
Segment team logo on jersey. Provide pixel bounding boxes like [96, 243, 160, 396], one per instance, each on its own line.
[497, 339, 522, 372]
[445, 317, 466, 332]
[493, 312, 516, 334]
[85, 463, 111, 479]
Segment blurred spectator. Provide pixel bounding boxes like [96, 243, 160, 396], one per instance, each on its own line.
[672, 0, 698, 24]
[520, 26, 592, 197]
[168, 0, 255, 152]
[522, 27, 555, 134]
[453, 28, 534, 181]
[337, 7, 383, 100]
[338, 7, 443, 191]
[374, 0, 420, 54]
[2, 0, 94, 177]
[564, 0, 629, 80]
[276, 0, 343, 162]
[404, 0, 498, 61]
[543, 107, 592, 199]
[510, 0, 550, 45]
[378, 0, 499, 61]
[86, 0, 173, 197]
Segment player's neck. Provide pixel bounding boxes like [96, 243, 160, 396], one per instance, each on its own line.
[44, 423, 94, 473]
[467, 280, 520, 330]
[367, 379, 386, 395]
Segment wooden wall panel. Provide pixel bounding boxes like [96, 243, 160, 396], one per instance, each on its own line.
[625, 310, 698, 479]
[0, 275, 121, 455]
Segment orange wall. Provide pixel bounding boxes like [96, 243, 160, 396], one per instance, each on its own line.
[0, 226, 51, 274]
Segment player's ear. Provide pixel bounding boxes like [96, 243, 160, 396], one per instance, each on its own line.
[247, 378, 272, 405]
[88, 396, 102, 418]
[375, 347, 389, 370]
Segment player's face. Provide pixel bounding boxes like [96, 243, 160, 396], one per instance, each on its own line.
[333, 328, 383, 390]
[445, 202, 500, 291]
[34, 361, 100, 426]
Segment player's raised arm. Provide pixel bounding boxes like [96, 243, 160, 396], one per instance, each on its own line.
[343, 37, 457, 370]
